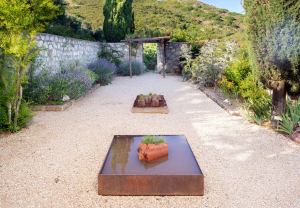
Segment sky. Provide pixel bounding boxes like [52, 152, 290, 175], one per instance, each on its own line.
[198, 0, 245, 14]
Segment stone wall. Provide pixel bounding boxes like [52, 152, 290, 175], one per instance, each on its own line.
[165, 42, 186, 73]
[35, 33, 143, 72]
[156, 42, 186, 73]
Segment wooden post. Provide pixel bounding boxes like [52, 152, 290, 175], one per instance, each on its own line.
[161, 39, 165, 78]
[128, 42, 132, 78]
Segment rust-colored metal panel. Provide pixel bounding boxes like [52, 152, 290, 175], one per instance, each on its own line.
[98, 135, 204, 196]
[98, 175, 204, 196]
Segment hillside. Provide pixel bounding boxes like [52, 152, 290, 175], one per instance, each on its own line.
[65, 0, 245, 40]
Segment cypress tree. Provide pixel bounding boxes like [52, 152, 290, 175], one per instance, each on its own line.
[103, 0, 135, 42]
[243, 0, 300, 126]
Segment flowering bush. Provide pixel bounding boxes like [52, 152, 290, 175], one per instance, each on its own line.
[24, 60, 93, 104]
[51, 67, 92, 100]
[88, 58, 117, 82]
[118, 60, 143, 76]
[181, 39, 237, 87]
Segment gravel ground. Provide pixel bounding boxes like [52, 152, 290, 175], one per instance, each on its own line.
[1, 72, 299, 208]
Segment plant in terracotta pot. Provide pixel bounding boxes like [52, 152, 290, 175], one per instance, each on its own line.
[144, 95, 151, 104]
[152, 97, 159, 107]
[137, 135, 168, 162]
[138, 96, 145, 107]
[157, 94, 162, 101]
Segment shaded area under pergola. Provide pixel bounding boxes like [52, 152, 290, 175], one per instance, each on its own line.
[121, 36, 170, 78]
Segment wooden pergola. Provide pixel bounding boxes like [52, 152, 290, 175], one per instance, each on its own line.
[121, 36, 170, 78]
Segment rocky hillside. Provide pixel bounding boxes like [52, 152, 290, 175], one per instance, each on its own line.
[66, 0, 244, 39]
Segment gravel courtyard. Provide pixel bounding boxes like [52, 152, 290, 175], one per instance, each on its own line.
[1, 72, 299, 207]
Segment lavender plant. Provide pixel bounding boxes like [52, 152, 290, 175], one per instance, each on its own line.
[118, 60, 143, 76]
[24, 60, 93, 104]
[51, 67, 92, 100]
[88, 58, 117, 82]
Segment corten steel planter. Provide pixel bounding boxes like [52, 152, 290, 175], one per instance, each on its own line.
[132, 95, 168, 114]
[98, 135, 204, 196]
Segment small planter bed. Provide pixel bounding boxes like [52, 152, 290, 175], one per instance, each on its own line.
[98, 135, 204, 196]
[132, 94, 168, 114]
[30, 84, 100, 111]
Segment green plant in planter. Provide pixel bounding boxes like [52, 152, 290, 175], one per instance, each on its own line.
[144, 95, 151, 104]
[152, 97, 159, 107]
[142, 135, 166, 145]
[149, 93, 152, 96]
[138, 95, 145, 107]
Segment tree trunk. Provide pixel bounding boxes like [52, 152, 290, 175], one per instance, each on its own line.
[270, 80, 286, 128]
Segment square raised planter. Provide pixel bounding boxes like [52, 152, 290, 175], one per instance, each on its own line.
[98, 135, 204, 196]
[132, 95, 168, 114]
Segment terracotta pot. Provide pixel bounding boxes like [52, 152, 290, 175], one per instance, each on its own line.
[137, 141, 168, 162]
[144, 96, 151, 104]
[151, 95, 157, 100]
[157, 95, 162, 101]
[138, 100, 145, 107]
[152, 99, 159, 107]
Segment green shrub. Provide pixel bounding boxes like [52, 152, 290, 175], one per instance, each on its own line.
[181, 6, 193, 12]
[239, 75, 269, 101]
[218, 9, 228, 13]
[222, 51, 251, 94]
[118, 60, 143, 76]
[171, 29, 189, 42]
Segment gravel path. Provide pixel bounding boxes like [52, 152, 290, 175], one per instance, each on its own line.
[1, 72, 299, 207]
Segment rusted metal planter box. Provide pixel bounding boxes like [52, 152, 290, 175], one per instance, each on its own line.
[132, 95, 168, 114]
[98, 135, 204, 196]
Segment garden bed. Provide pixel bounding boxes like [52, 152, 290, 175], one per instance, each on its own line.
[132, 95, 168, 114]
[199, 87, 242, 116]
[98, 135, 204, 196]
[30, 84, 100, 111]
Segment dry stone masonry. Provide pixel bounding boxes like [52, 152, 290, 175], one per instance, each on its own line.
[157, 42, 186, 73]
[35, 33, 184, 74]
[35, 33, 143, 72]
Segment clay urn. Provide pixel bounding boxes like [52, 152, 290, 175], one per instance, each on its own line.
[144, 96, 151, 104]
[152, 97, 159, 107]
[157, 95, 162, 101]
[137, 140, 168, 162]
[138, 96, 145, 107]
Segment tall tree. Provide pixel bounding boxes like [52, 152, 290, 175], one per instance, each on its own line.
[0, 0, 59, 129]
[243, 0, 300, 127]
[103, 0, 135, 42]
